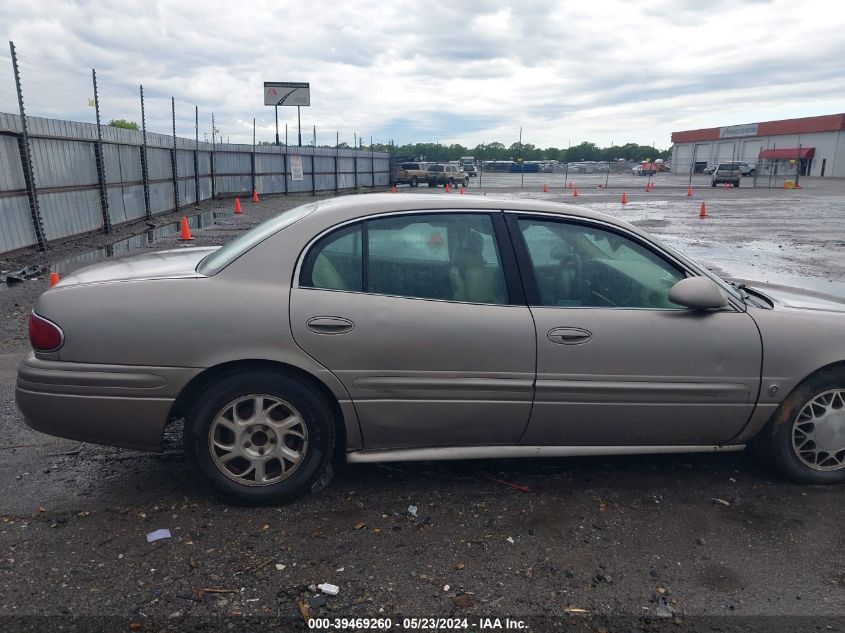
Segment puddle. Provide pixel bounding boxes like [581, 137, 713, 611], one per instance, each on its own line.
[48, 210, 226, 277]
[1, 210, 227, 291]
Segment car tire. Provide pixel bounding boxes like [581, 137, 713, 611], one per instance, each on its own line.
[184, 371, 336, 505]
[411, 176, 418, 187]
[760, 369, 845, 484]
[733, 181, 740, 187]
[750, 169, 756, 176]
[428, 180, 435, 187]
[463, 178, 469, 187]
[449, 178, 455, 188]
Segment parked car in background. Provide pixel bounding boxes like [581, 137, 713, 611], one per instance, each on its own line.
[390, 161, 429, 188]
[463, 164, 478, 177]
[712, 162, 742, 187]
[427, 163, 469, 188]
[703, 165, 717, 175]
[18, 194, 845, 504]
[738, 162, 757, 176]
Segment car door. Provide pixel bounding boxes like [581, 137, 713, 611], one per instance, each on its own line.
[507, 213, 762, 446]
[289, 211, 535, 450]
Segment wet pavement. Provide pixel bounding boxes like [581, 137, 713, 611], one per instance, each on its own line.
[1, 179, 845, 629]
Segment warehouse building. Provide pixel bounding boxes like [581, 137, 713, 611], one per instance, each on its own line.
[670, 113, 845, 178]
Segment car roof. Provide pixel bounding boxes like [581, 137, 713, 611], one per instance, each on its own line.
[309, 193, 634, 231]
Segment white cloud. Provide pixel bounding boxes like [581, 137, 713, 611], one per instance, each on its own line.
[0, 0, 843, 148]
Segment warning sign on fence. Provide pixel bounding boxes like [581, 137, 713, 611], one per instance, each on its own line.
[290, 155, 304, 181]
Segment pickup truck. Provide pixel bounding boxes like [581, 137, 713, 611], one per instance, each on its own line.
[391, 162, 429, 188]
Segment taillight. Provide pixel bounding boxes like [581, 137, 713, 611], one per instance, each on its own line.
[28, 312, 64, 352]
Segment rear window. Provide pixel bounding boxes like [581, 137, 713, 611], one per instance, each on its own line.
[197, 202, 316, 275]
[429, 165, 444, 172]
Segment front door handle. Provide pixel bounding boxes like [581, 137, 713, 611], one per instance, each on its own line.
[548, 327, 592, 345]
[307, 316, 354, 335]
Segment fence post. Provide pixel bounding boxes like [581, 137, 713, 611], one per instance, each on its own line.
[251, 117, 256, 196]
[283, 149, 288, 196]
[194, 106, 200, 205]
[91, 68, 112, 234]
[9, 41, 46, 251]
[335, 132, 339, 194]
[170, 98, 180, 214]
[311, 147, 316, 196]
[139, 85, 152, 220]
[354, 153, 358, 190]
[370, 136, 375, 189]
[211, 113, 216, 199]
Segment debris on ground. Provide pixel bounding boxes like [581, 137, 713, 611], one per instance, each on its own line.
[506, 536, 515, 544]
[453, 562, 465, 570]
[711, 498, 731, 506]
[145, 528, 172, 543]
[488, 478, 532, 493]
[353, 521, 366, 530]
[297, 600, 310, 622]
[318, 583, 339, 595]
[407, 505, 418, 517]
[309, 594, 328, 609]
[453, 594, 473, 608]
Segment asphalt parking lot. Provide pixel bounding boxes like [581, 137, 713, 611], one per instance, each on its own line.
[1, 175, 844, 630]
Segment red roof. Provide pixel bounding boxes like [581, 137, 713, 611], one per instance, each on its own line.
[759, 147, 815, 159]
[672, 113, 845, 143]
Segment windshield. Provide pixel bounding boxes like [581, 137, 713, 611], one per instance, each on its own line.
[197, 202, 317, 275]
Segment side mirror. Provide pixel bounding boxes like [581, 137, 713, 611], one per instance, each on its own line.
[669, 277, 729, 310]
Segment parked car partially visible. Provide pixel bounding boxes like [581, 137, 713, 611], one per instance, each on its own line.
[463, 164, 478, 177]
[390, 162, 429, 188]
[712, 162, 742, 187]
[738, 162, 757, 176]
[427, 163, 469, 188]
[703, 165, 717, 175]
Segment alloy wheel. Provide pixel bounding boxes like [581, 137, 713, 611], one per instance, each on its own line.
[791, 389, 845, 471]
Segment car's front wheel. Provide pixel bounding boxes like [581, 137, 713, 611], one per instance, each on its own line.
[762, 370, 845, 484]
[184, 371, 336, 504]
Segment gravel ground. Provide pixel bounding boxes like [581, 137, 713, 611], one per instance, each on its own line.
[1, 178, 844, 631]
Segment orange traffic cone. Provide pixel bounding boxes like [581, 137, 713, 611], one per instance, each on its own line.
[567, 181, 573, 189]
[572, 187, 578, 197]
[621, 192, 628, 204]
[252, 189, 259, 202]
[543, 183, 548, 193]
[445, 183, 451, 193]
[234, 197, 242, 214]
[459, 186, 465, 194]
[179, 216, 193, 241]
[48, 272, 60, 287]
[390, 185, 397, 193]
[687, 187, 693, 197]
[699, 202, 707, 219]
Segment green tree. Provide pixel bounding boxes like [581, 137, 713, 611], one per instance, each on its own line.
[107, 119, 139, 130]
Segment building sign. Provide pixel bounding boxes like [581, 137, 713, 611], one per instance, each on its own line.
[290, 155, 304, 181]
[720, 124, 758, 139]
[264, 82, 310, 107]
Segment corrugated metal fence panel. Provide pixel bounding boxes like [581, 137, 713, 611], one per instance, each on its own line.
[147, 147, 172, 180]
[0, 196, 38, 252]
[0, 113, 23, 133]
[255, 153, 284, 174]
[149, 182, 175, 215]
[374, 158, 390, 186]
[0, 136, 25, 191]
[103, 144, 142, 184]
[101, 126, 144, 145]
[176, 150, 195, 177]
[256, 173, 286, 194]
[107, 184, 146, 224]
[40, 189, 102, 240]
[214, 151, 252, 194]
[178, 178, 196, 205]
[197, 152, 211, 176]
[356, 156, 373, 187]
[199, 177, 212, 200]
[28, 117, 99, 141]
[337, 157, 356, 189]
[31, 138, 98, 187]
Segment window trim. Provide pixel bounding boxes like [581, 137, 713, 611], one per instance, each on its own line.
[504, 212, 742, 312]
[295, 210, 524, 307]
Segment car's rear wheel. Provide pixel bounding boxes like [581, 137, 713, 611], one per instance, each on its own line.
[184, 371, 335, 504]
[411, 176, 418, 187]
[762, 370, 845, 484]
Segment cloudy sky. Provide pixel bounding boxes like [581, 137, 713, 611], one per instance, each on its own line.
[1, 0, 844, 149]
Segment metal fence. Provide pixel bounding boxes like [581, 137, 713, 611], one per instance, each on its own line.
[0, 112, 390, 255]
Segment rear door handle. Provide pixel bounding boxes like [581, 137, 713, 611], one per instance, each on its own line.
[548, 327, 592, 345]
[307, 316, 354, 335]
